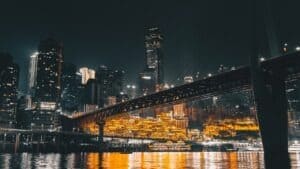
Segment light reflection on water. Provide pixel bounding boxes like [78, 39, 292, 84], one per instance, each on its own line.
[0, 152, 300, 169]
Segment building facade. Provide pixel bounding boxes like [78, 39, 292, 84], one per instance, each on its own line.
[139, 27, 164, 95]
[31, 38, 63, 130]
[0, 53, 19, 128]
[96, 65, 124, 108]
[61, 63, 79, 114]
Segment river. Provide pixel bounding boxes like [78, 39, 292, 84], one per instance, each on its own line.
[1, 152, 300, 169]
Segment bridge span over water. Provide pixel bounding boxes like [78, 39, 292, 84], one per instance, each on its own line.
[72, 52, 300, 124]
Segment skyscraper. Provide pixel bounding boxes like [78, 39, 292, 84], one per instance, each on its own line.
[35, 38, 63, 104]
[61, 63, 78, 114]
[0, 53, 19, 128]
[31, 38, 63, 130]
[145, 27, 164, 85]
[139, 27, 164, 95]
[96, 65, 124, 108]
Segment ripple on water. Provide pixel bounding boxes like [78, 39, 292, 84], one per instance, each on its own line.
[0, 152, 300, 169]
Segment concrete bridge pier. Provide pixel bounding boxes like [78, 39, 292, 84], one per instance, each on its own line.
[97, 120, 105, 144]
[251, 57, 290, 168]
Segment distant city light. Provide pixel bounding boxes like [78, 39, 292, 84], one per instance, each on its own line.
[296, 46, 300, 51]
[208, 73, 212, 77]
[259, 57, 265, 62]
[142, 76, 151, 80]
[126, 84, 136, 89]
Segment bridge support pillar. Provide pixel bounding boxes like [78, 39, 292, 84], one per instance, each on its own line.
[251, 64, 290, 168]
[97, 120, 105, 144]
[251, 0, 290, 167]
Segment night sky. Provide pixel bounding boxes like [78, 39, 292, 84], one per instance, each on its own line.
[0, 0, 299, 92]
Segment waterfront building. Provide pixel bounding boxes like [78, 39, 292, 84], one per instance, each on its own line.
[0, 53, 19, 128]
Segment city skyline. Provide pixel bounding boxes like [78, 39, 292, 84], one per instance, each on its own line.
[1, 1, 300, 168]
[1, 0, 300, 92]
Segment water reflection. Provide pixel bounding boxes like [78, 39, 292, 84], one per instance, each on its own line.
[0, 152, 300, 169]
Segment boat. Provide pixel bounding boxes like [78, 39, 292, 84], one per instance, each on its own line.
[148, 141, 191, 152]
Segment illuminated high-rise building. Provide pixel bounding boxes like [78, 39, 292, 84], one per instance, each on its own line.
[31, 38, 63, 129]
[0, 53, 19, 128]
[145, 27, 164, 84]
[139, 27, 164, 95]
[61, 63, 79, 114]
[79, 67, 95, 85]
[26, 52, 39, 109]
[28, 52, 38, 93]
[35, 38, 63, 104]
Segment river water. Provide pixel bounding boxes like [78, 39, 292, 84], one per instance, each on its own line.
[0, 152, 300, 169]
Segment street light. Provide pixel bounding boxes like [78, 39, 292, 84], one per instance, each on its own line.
[259, 57, 265, 62]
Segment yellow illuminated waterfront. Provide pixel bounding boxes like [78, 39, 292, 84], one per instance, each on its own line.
[79, 107, 259, 141]
[203, 117, 259, 139]
[81, 111, 188, 141]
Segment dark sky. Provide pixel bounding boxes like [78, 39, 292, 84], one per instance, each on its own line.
[0, 0, 300, 92]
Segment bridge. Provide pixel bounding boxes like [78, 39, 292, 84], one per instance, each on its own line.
[72, 52, 300, 127]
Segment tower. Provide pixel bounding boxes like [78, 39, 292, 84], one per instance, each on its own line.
[31, 37, 63, 130]
[0, 53, 19, 128]
[35, 38, 63, 104]
[140, 27, 164, 95]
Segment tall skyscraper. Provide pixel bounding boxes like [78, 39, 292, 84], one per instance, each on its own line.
[139, 27, 164, 95]
[31, 38, 63, 130]
[35, 38, 63, 104]
[61, 63, 78, 114]
[145, 27, 164, 85]
[0, 53, 19, 128]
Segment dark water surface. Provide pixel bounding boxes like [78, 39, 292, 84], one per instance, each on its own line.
[1, 152, 300, 169]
